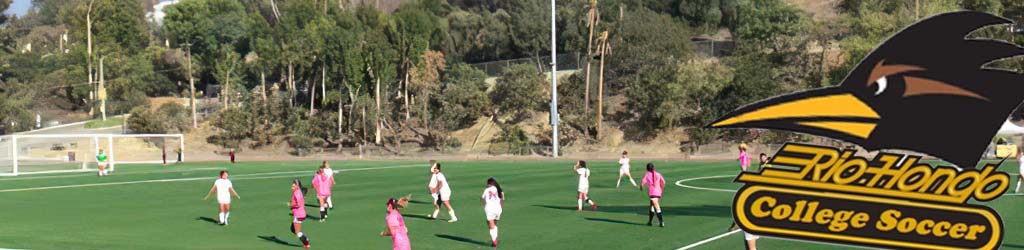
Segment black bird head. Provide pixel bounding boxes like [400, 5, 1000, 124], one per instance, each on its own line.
[709, 11, 1024, 169]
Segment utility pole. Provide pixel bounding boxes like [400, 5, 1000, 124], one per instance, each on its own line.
[87, 0, 94, 117]
[99, 56, 106, 121]
[186, 44, 197, 128]
[550, 0, 559, 157]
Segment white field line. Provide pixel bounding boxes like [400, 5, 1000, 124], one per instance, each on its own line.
[0, 164, 419, 193]
[0, 168, 224, 181]
[675, 229, 741, 250]
[674, 175, 737, 193]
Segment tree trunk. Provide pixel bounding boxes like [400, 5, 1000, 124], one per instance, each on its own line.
[187, 47, 197, 128]
[260, 71, 267, 106]
[338, 80, 344, 137]
[375, 77, 382, 145]
[583, 4, 596, 123]
[223, 70, 230, 109]
[288, 63, 295, 107]
[309, 80, 315, 116]
[597, 40, 607, 139]
[321, 64, 327, 105]
[403, 69, 410, 121]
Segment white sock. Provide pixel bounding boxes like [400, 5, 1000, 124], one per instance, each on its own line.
[655, 208, 661, 213]
[616, 178, 622, 187]
[218, 212, 225, 223]
[225, 212, 230, 223]
[1017, 178, 1021, 193]
[650, 206, 655, 212]
[297, 232, 304, 238]
[588, 199, 595, 205]
[448, 210, 457, 220]
[326, 197, 333, 208]
[431, 209, 439, 218]
[320, 207, 325, 212]
[629, 177, 638, 186]
[577, 199, 583, 209]
[490, 227, 498, 241]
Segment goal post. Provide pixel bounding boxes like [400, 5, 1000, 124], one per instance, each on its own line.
[0, 133, 185, 176]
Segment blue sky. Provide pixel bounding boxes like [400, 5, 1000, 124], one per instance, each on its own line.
[5, 0, 30, 16]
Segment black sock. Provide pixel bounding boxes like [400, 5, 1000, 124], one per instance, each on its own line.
[648, 211, 654, 224]
[320, 210, 326, 219]
[657, 212, 664, 223]
[300, 235, 309, 244]
[290, 224, 296, 234]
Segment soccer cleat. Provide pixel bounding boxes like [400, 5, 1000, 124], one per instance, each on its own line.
[647, 222, 653, 226]
[659, 222, 665, 227]
[447, 218, 458, 223]
[590, 204, 597, 211]
[492, 240, 498, 247]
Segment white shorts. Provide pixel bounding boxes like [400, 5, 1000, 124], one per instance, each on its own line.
[98, 162, 108, 167]
[619, 167, 630, 175]
[744, 231, 759, 240]
[293, 217, 305, 224]
[485, 206, 502, 221]
[217, 196, 231, 205]
[439, 189, 452, 201]
[578, 185, 589, 194]
[431, 193, 439, 202]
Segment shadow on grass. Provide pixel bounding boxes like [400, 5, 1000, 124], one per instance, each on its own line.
[196, 217, 219, 225]
[585, 217, 647, 226]
[1003, 243, 1024, 249]
[257, 235, 302, 247]
[403, 214, 435, 221]
[436, 234, 490, 246]
[408, 199, 431, 204]
[532, 204, 731, 217]
[305, 203, 319, 208]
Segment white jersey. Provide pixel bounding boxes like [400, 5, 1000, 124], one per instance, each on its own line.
[482, 186, 502, 207]
[214, 179, 233, 203]
[428, 173, 439, 190]
[577, 168, 590, 187]
[436, 173, 451, 194]
[1018, 155, 1024, 175]
[619, 157, 631, 171]
[324, 167, 334, 178]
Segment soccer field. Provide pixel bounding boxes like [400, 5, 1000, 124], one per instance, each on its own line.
[1, 159, 1024, 250]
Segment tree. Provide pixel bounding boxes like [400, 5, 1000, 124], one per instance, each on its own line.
[491, 64, 545, 121]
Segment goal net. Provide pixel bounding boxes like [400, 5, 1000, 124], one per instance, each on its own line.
[0, 134, 185, 176]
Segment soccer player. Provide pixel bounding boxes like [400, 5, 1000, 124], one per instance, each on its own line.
[229, 149, 236, 164]
[429, 163, 458, 222]
[574, 160, 597, 212]
[321, 161, 336, 209]
[203, 170, 241, 225]
[744, 231, 759, 250]
[1016, 150, 1024, 193]
[312, 167, 333, 221]
[640, 163, 666, 227]
[738, 143, 750, 171]
[616, 150, 638, 188]
[96, 149, 109, 176]
[758, 153, 772, 171]
[381, 198, 411, 250]
[289, 179, 311, 249]
[427, 161, 440, 219]
[482, 177, 505, 247]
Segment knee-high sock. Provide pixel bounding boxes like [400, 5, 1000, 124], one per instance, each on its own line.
[587, 199, 595, 205]
[656, 207, 663, 223]
[629, 177, 638, 187]
[648, 207, 655, 224]
[577, 199, 583, 210]
[326, 197, 333, 208]
[297, 232, 308, 245]
[616, 177, 622, 187]
[219, 212, 225, 223]
[320, 207, 326, 218]
[448, 209, 457, 220]
[225, 212, 230, 223]
[1017, 177, 1022, 193]
[431, 208, 440, 218]
[490, 227, 498, 242]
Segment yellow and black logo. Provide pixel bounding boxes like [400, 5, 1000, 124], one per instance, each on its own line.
[709, 11, 1023, 250]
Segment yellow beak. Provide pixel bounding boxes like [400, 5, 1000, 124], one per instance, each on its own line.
[710, 93, 880, 139]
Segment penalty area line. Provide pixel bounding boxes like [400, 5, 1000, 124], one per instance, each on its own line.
[0, 164, 420, 193]
[675, 229, 742, 250]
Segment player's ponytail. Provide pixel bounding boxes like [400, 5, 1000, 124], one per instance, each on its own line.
[293, 179, 308, 195]
[646, 162, 655, 172]
[578, 160, 587, 168]
[487, 177, 503, 199]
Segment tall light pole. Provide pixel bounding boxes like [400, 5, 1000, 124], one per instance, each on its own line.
[550, 0, 559, 157]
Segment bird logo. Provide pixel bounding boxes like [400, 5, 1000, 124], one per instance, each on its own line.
[709, 11, 1024, 169]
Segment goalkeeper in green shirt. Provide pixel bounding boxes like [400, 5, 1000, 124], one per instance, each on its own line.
[97, 149, 109, 176]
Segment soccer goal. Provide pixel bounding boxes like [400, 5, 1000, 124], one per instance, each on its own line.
[0, 134, 185, 176]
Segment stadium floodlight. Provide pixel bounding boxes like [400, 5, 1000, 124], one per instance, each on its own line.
[0, 133, 185, 176]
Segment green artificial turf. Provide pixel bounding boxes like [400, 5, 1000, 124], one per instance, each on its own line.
[0, 159, 1022, 249]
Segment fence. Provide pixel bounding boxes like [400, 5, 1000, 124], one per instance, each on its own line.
[470, 53, 582, 76]
[692, 40, 736, 58]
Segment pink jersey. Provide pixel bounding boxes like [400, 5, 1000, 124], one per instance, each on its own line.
[313, 173, 332, 197]
[642, 171, 665, 197]
[739, 151, 750, 171]
[291, 189, 306, 219]
[386, 210, 411, 250]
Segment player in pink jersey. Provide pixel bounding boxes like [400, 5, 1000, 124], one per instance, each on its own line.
[289, 179, 311, 249]
[380, 197, 411, 250]
[738, 143, 751, 171]
[312, 166, 333, 222]
[640, 163, 666, 227]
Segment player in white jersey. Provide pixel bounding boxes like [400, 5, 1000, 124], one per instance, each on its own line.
[1016, 151, 1024, 193]
[429, 162, 458, 222]
[203, 171, 241, 225]
[481, 177, 505, 247]
[616, 150, 638, 188]
[574, 160, 597, 212]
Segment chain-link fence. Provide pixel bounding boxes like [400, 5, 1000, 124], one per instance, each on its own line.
[470, 53, 582, 76]
[692, 40, 736, 58]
